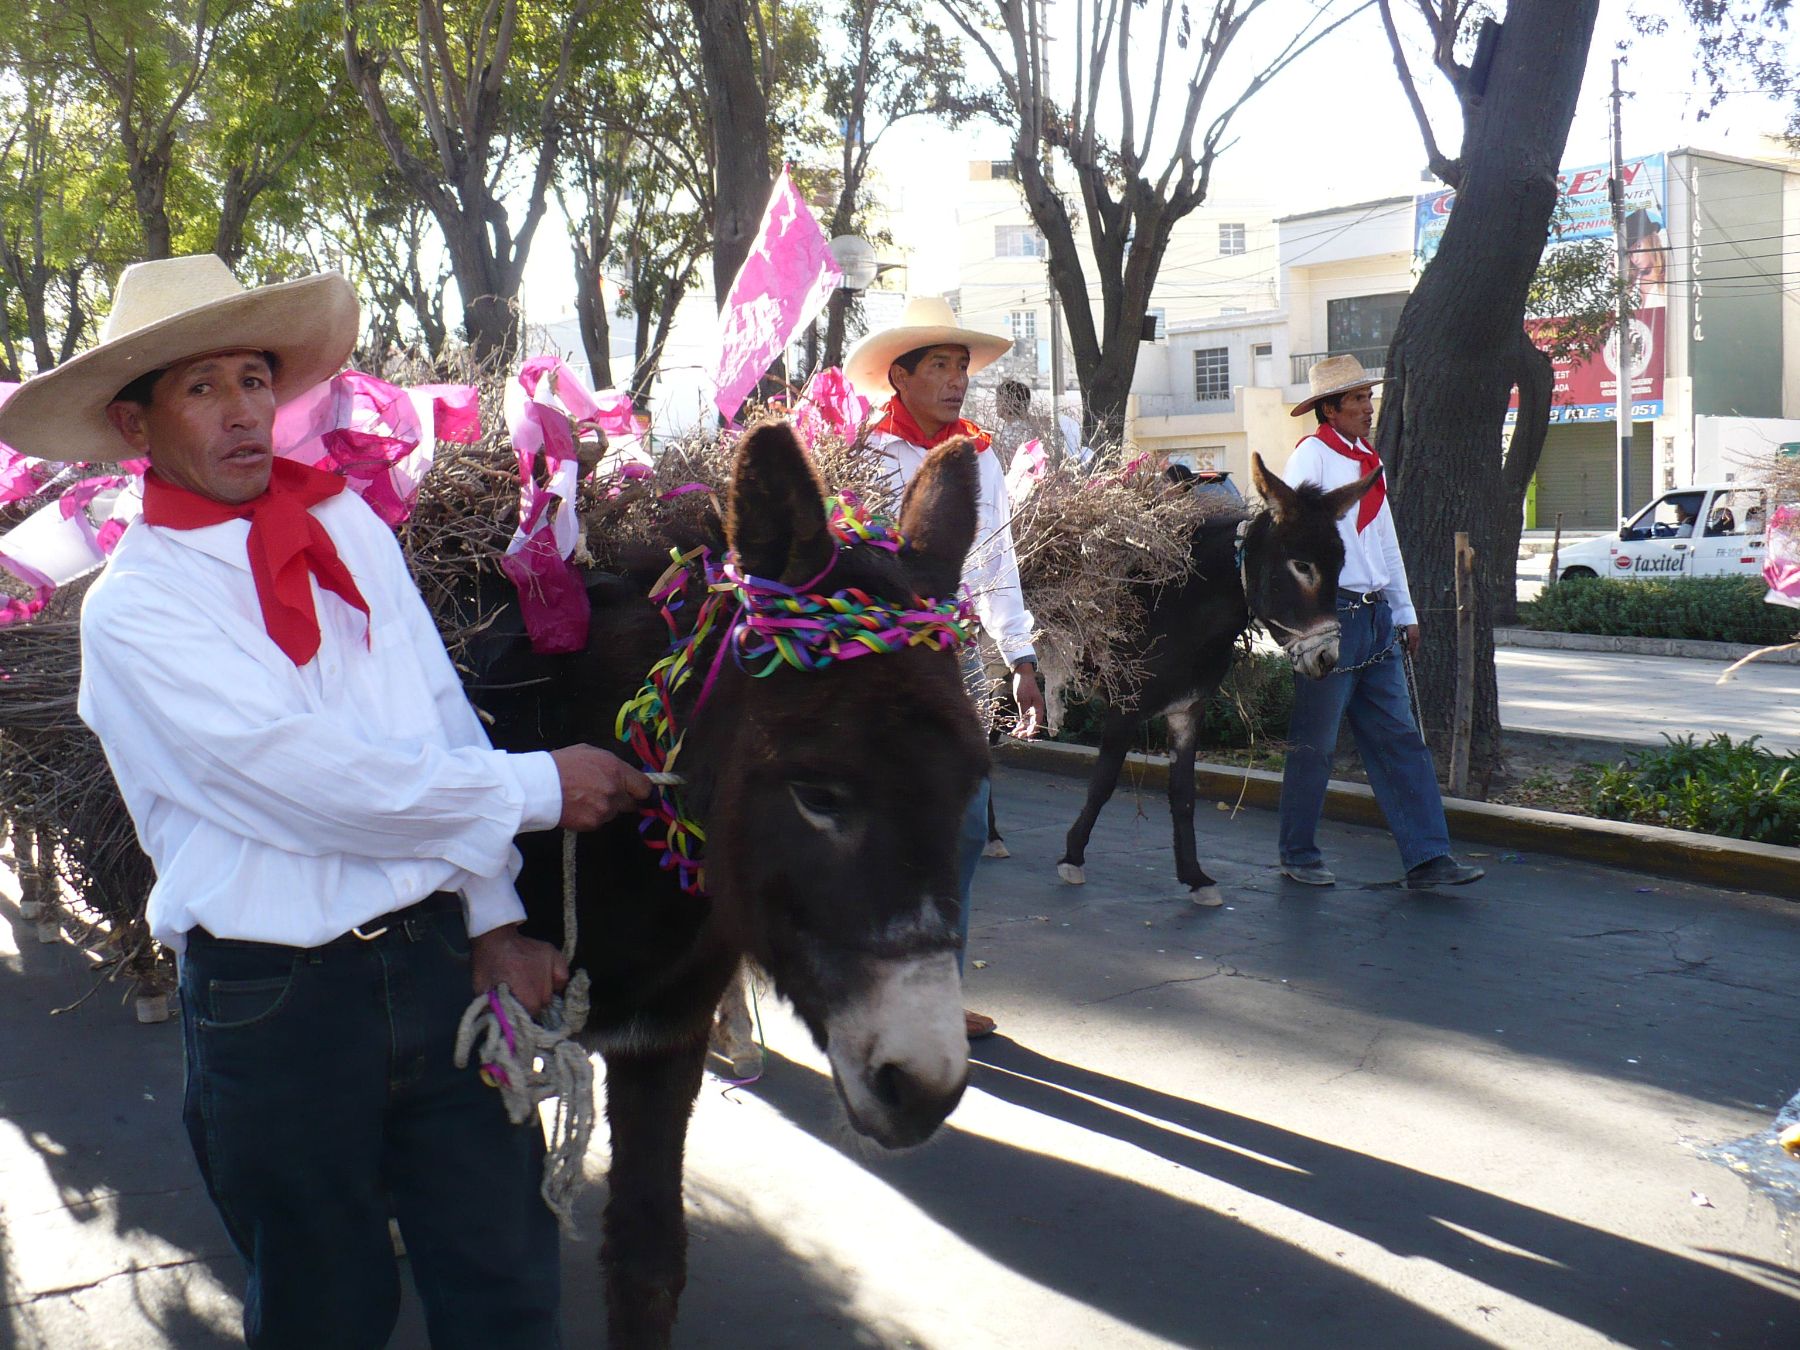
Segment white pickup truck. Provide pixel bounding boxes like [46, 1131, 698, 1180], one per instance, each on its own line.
[1555, 483, 1769, 581]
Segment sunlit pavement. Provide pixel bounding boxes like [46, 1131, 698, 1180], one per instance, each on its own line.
[5, 764, 1799, 1348]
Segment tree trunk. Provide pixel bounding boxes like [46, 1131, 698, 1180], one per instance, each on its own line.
[571, 237, 614, 390]
[1491, 329, 1555, 625]
[685, 0, 772, 308]
[1378, 0, 1600, 783]
[821, 288, 853, 371]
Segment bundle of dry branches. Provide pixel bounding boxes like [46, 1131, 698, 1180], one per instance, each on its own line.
[1010, 459, 1243, 713]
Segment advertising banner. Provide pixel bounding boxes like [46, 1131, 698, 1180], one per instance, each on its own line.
[1416, 154, 1669, 423]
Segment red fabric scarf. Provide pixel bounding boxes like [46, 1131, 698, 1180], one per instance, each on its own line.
[143, 458, 371, 666]
[871, 397, 993, 452]
[1302, 424, 1387, 533]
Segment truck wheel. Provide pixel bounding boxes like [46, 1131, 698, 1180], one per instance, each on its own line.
[1560, 566, 1598, 581]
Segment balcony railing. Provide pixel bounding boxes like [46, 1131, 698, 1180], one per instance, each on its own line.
[1289, 347, 1387, 385]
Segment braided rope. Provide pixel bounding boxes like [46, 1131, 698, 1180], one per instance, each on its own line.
[453, 830, 596, 1232]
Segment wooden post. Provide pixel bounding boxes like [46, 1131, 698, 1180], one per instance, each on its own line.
[1547, 511, 1565, 588]
[1449, 532, 1476, 797]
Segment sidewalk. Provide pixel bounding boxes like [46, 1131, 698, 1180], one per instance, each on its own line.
[1496, 645, 1800, 753]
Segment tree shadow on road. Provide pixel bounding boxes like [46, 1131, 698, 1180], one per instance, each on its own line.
[968, 1037, 1800, 1350]
[747, 1048, 1497, 1350]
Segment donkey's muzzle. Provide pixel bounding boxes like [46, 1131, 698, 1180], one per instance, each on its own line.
[825, 952, 968, 1149]
[1284, 620, 1342, 680]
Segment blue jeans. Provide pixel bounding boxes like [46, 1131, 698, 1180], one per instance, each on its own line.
[1278, 598, 1452, 872]
[955, 777, 992, 976]
[179, 895, 560, 1349]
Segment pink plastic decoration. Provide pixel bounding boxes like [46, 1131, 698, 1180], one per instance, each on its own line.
[791, 367, 870, 451]
[1764, 504, 1800, 609]
[711, 167, 843, 420]
[1006, 437, 1048, 505]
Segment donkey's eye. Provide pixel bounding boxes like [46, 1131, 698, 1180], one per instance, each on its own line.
[789, 782, 849, 830]
[1288, 559, 1320, 586]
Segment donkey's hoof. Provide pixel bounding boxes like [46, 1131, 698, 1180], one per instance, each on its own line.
[983, 839, 1011, 859]
[1057, 863, 1086, 885]
[1188, 884, 1225, 908]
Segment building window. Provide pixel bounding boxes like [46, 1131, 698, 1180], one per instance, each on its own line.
[990, 160, 1018, 180]
[1008, 309, 1038, 364]
[1194, 347, 1230, 401]
[1219, 222, 1247, 256]
[1251, 342, 1273, 357]
[1326, 292, 1409, 357]
[995, 225, 1046, 258]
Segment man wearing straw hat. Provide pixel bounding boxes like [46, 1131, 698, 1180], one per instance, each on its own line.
[846, 297, 1047, 1040]
[1276, 354, 1484, 891]
[0, 253, 649, 1347]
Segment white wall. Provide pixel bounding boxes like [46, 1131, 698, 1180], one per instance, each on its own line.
[1695, 415, 1800, 484]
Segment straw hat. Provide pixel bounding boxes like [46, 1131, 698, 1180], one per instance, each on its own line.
[1289, 353, 1385, 418]
[844, 296, 1011, 398]
[0, 254, 359, 462]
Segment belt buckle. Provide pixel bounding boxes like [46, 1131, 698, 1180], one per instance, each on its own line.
[350, 921, 390, 941]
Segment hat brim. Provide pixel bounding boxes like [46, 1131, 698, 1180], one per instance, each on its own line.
[1289, 375, 1385, 418]
[0, 272, 360, 462]
[844, 324, 1013, 399]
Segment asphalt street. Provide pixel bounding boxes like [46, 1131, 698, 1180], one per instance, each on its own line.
[4, 765, 1798, 1349]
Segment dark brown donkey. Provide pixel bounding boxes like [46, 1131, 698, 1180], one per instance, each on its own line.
[463, 423, 988, 1347]
[1054, 453, 1381, 902]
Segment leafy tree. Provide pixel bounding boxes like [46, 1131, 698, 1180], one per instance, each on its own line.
[342, 0, 602, 363]
[814, 0, 970, 369]
[1373, 0, 1603, 778]
[940, 0, 1369, 445]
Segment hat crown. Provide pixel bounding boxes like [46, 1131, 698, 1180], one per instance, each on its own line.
[1307, 353, 1376, 399]
[895, 296, 961, 330]
[101, 255, 246, 344]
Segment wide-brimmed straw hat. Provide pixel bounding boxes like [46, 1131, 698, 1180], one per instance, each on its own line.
[0, 254, 359, 462]
[844, 296, 1012, 399]
[1289, 353, 1385, 417]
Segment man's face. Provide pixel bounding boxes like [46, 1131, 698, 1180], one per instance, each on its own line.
[1324, 387, 1375, 442]
[107, 350, 278, 504]
[890, 346, 971, 435]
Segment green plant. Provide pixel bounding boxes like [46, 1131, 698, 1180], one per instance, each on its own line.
[1521, 576, 1800, 646]
[1587, 733, 1800, 846]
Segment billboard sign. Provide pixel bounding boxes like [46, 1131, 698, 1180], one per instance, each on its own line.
[1416, 153, 1669, 424]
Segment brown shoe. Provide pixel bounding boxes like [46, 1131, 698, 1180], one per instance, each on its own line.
[964, 1009, 997, 1040]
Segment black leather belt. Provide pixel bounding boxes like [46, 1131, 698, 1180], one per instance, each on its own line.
[189, 891, 460, 950]
[1336, 590, 1385, 608]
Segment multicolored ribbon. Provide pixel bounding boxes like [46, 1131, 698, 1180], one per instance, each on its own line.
[615, 498, 975, 895]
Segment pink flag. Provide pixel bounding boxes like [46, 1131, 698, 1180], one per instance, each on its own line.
[711, 167, 844, 420]
[1006, 437, 1048, 504]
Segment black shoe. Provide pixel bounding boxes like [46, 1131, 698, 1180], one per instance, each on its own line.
[1404, 855, 1485, 889]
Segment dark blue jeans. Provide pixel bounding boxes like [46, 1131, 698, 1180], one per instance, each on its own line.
[179, 896, 560, 1349]
[955, 776, 992, 975]
[1278, 597, 1452, 872]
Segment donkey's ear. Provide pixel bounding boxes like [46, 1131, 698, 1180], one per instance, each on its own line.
[727, 420, 834, 585]
[1324, 464, 1385, 522]
[898, 436, 981, 599]
[1250, 453, 1301, 523]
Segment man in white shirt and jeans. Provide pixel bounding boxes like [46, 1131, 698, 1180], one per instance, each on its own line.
[1276, 355, 1484, 891]
[0, 254, 649, 1348]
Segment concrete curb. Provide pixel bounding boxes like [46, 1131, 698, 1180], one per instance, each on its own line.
[1495, 625, 1800, 664]
[996, 739, 1800, 901]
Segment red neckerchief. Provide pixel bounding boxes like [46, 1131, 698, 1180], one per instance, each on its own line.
[142, 457, 371, 666]
[871, 397, 993, 452]
[1303, 424, 1386, 533]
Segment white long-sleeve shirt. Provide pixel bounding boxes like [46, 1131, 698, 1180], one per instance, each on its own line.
[868, 429, 1038, 666]
[1281, 434, 1418, 626]
[77, 488, 563, 953]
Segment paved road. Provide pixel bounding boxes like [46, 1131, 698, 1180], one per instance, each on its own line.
[5, 768, 1799, 1349]
[1497, 645, 1800, 753]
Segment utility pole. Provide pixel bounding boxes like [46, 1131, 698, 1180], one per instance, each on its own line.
[1609, 58, 1633, 528]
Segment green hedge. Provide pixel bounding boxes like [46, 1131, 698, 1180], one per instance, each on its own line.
[1055, 651, 1294, 751]
[1521, 576, 1799, 645]
[1588, 734, 1800, 846]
